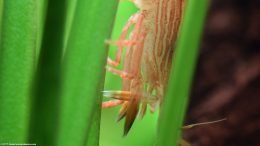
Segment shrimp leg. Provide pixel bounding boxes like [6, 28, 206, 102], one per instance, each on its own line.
[107, 13, 140, 67]
[106, 66, 134, 79]
[102, 91, 131, 108]
[102, 100, 124, 108]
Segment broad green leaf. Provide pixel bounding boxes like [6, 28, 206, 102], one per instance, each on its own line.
[0, 0, 37, 142]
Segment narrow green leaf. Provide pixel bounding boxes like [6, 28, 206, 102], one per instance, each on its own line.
[57, 0, 118, 145]
[0, 0, 37, 142]
[156, 1, 209, 146]
[63, 0, 77, 53]
[28, 0, 66, 145]
[0, 0, 3, 42]
[35, 1, 48, 61]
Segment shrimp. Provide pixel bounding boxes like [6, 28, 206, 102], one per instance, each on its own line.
[103, 0, 185, 135]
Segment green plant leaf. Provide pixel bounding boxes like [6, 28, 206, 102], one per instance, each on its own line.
[0, 0, 3, 42]
[28, 0, 66, 145]
[156, 0, 209, 146]
[56, 0, 118, 145]
[0, 0, 37, 142]
[35, 1, 48, 62]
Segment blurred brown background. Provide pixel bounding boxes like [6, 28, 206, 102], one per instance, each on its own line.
[184, 0, 260, 146]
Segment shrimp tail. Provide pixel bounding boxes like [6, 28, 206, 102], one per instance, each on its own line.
[123, 98, 139, 136]
[117, 102, 128, 121]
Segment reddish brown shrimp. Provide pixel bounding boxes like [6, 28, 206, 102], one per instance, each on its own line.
[102, 0, 185, 135]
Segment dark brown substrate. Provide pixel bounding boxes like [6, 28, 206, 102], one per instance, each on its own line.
[184, 0, 260, 146]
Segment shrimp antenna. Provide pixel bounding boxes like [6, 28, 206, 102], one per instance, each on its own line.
[182, 118, 227, 130]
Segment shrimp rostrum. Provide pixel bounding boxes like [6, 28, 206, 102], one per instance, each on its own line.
[102, 0, 185, 135]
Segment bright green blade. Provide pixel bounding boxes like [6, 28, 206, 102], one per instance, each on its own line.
[56, 0, 118, 145]
[0, 0, 37, 142]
